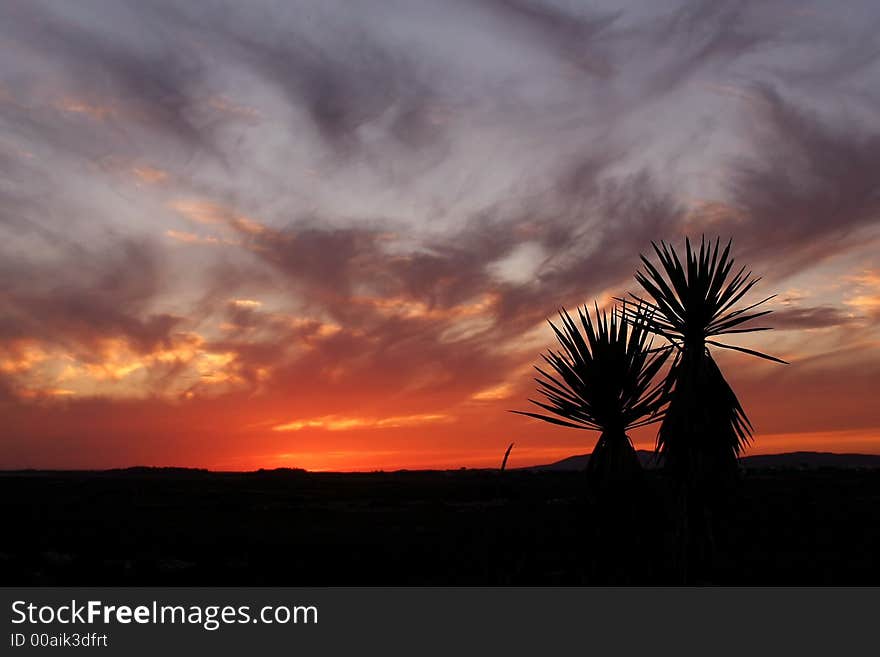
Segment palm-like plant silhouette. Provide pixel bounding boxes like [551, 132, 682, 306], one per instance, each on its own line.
[624, 236, 786, 490]
[514, 303, 670, 487]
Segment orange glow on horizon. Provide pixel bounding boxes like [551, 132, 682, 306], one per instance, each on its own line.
[203, 428, 880, 472]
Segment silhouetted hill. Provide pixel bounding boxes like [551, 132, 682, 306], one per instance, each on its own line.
[527, 450, 660, 471]
[4, 452, 879, 478]
[108, 466, 211, 475]
[527, 450, 880, 471]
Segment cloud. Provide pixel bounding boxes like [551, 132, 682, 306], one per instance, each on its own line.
[165, 229, 223, 245]
[474, 0, 618, 76]
[273, 413, 452, 432]
[712, 84, 880, 273]
[770, 306, 858, 330]
[471, 382, 515, 401]
[844, 269, 880, 317]
[0, 238, 179, 353]
[0, 0, 217, 154]
[132, 165, 170, 184]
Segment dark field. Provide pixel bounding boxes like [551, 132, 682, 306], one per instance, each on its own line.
[3, 468, 879, 585]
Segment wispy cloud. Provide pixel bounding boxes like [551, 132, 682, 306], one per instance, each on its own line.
[273, 413, 453, 432]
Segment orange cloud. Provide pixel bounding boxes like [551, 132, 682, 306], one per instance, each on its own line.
[287, 318, 342, 339]
[165, 229, 225, 245]
[0, 332, 252, 401]
[0, 340, 48, 374]
[206, 96, 261, 120]
[132, 165, 169, 184]
[169, 199, 228, 225]
[273, 413, 453, 432]
[844, 269, 880, 314]
[55, 96, 118, 120]
[471, 382, 515, 401]
[169, 199, 268, 233]
[230, 299, 263, 309]
[352, 293, 497, 321]
[846, 295, 880, 312]
[18, 387, 76, 400]
[230, 216, 266, 235]
[684, 199, 747, 227]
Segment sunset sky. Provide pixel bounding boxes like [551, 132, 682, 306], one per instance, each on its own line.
[1, 0, 879, 471]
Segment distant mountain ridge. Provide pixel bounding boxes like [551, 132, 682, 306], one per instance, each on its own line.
[4, 452, 879, 476]
[526, 450, 880, 471]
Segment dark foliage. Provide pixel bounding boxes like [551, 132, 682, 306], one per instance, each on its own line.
[624, 236, 785, 487]
[514, 304, 669, 487]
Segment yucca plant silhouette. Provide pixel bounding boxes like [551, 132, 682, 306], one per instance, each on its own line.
[625, 237, 786, 491]
[514, 303, 670, 488]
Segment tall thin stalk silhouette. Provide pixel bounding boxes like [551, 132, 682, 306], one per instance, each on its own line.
[501, 442, 514, 472]
[514, 303, 670, 488]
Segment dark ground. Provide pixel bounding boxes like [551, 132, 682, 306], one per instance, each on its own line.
[2, 467, 878, 585]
